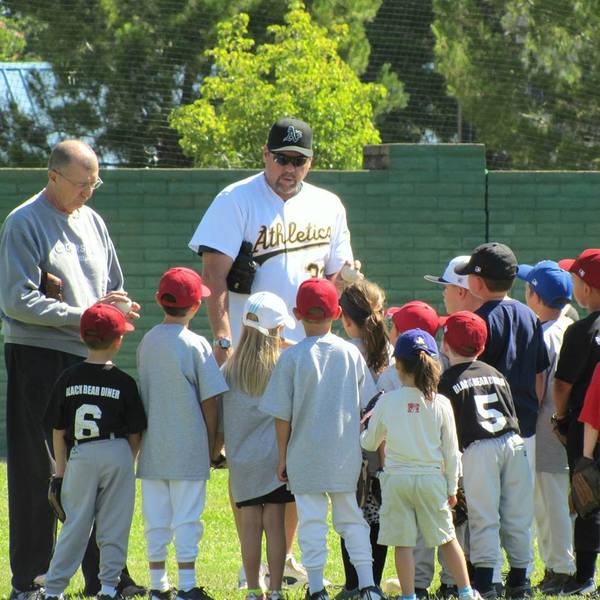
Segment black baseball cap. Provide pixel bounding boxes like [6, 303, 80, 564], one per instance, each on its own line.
[267, 117, 313, 157]
[455, 242, 518, 280]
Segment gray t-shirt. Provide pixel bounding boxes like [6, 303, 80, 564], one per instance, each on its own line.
[259, 332, 378, 494]
[221, 383, 282, 503]
[536, 314, 573, 473]
[0, 191, 124, 356]
[137, 323, 229, 480]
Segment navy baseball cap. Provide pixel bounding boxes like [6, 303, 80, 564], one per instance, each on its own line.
[455, 242, 517, 280]
[394, 328, 438, 361]
[517, 260, 573, 308]
[267, 117, 313, 157]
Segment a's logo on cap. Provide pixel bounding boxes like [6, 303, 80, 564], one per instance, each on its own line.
[531, 278, 538, 286]
[474, 266, 482, 273]
[416, 336, 425, 346]
[283, 126, 302, 143]
[579, 268, 586, 277]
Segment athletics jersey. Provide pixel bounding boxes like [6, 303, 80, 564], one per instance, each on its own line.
[47, 361, 147, 447]
[438, 360, 519, 450]
[189, 172, 353, 343]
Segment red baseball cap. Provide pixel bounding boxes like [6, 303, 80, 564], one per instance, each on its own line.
[80, 303, 134, 342]
[391, 301, 440, 336]
[296, 278, 339, 320]
[558, 249, 600, 289]
[158, 267, 211, 307]
[440, 311, 487, 357]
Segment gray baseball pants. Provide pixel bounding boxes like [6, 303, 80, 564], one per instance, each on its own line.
[462, 432, 533, 569]
[45, 439, 135, 596]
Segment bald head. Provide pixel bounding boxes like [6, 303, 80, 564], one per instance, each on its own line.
[48, 140, 98, 172]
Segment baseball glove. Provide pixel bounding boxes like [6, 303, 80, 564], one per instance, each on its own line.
[226, 241, 257, 294]
[453, 484, 468, 527]
[48, 475, 65, 522]
[40, 271, 63, 301]
[361, 391, 383, 429]
[571, 457, 600, 518]
[551, 412, 570, 448]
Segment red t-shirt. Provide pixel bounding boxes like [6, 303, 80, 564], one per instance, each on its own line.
[579, 362, 600, 430]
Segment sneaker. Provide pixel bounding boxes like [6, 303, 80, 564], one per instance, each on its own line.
[359, 586, 386, 600]
[175, 589, 214, 600]
[267, 593, 285, 600]
[149, 591, 172, 600]
[538, 572, 571, 595]
[10, 589, 44, 600]
[436, 584, 457, 599]
[118, 575, 146, 598]
[492, 583, 504, 598]
[305, 590, 330, 600]
[415, 587, 430, 599]
[561, 576, 597, 595]
[284, 556, 309, 587]
[504, 580, 531, 600]
[474, 588, 496, 600]
[40, 596, 61, 600]
[245, 592, 265, 600]
[333, 589, 359, 600]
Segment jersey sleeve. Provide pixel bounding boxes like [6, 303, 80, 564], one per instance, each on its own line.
[123, 377, 147, 434]
[194, 338, 229, 401]
[324, 199, 353, 276]
[439, 395, 460, 496]
[259, 351, 295, 422]
[579, 363, 600, 430]
[188, 190, 246, 259]
[535, 319, 550, 373]
[556, 321, 588, 384]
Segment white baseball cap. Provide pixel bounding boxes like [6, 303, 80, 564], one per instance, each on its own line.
[242, 291, 296, 336]
[424, 255, 470, 290]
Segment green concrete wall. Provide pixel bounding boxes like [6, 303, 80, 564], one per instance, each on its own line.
[0, 143, 598, 456]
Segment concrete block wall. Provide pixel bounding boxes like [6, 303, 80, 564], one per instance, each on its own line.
[0, 144, 598, 455]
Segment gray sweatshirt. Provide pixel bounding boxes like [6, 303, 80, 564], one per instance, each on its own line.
[0, 191, 124, 357]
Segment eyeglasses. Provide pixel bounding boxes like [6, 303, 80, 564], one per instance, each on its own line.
[270, 152, 309, 167]
[52, 169, 103, 191]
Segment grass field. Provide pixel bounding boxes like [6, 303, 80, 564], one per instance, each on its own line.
[0, 462, 580, 599]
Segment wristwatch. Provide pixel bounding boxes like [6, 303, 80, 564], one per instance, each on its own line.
[214, 337, 232, 350]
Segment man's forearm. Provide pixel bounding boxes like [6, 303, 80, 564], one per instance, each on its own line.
[203, 277, 232, 340]
[554, 378, 573, 416]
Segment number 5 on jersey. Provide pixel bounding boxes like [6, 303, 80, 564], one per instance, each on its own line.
[474, 393, 507, 433]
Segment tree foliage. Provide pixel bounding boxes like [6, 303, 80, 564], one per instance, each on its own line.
[1, 0, 389, 167]
[432, 0, 600, 169]
[170, 2, 405, 169]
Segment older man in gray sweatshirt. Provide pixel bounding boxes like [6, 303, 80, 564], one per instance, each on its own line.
[0, 140, 140, 600]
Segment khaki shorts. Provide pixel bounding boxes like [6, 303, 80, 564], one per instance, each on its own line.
[377, 471, 455, 547]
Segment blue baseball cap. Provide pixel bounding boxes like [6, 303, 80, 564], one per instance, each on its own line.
[516, 260, 573, 308]
[394, 328, 438, 361]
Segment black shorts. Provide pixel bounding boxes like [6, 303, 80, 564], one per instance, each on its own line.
[236, 485, 295, 508]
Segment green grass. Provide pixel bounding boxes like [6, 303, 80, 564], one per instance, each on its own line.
[0, 462, 577, 599]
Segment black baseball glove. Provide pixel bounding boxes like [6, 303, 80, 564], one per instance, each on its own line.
[453, 484, 468, 527]
[571, 457, 600, 518]
[48, 475, 66, 522]
[226, 241, 257, 294]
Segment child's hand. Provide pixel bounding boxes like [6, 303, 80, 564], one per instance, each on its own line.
[448, 495, 457, 508]
[277, 460, 288, 482]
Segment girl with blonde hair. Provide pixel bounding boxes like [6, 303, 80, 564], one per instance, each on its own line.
[221, 291, 296, 600]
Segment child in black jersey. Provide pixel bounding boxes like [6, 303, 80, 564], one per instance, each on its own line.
[553, 248, 600, 595]
[42, 304, 147, 600]
[438, 311, 532, 600]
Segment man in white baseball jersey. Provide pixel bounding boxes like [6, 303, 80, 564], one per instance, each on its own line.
[188, 116, 354, 365]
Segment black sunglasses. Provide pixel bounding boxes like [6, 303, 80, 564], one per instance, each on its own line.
[271, 152, 309, 167]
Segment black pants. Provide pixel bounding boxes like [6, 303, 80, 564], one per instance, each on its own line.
[340, 522, 388, 590]
[5, 343, 120, 592]
[566, 418, 600, 555]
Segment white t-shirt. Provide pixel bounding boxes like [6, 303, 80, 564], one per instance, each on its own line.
[189, 172, 353, 343]
[361, 387, 460, 496]
[136, 324, 229, 480]
[259, 332, 378, 494]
